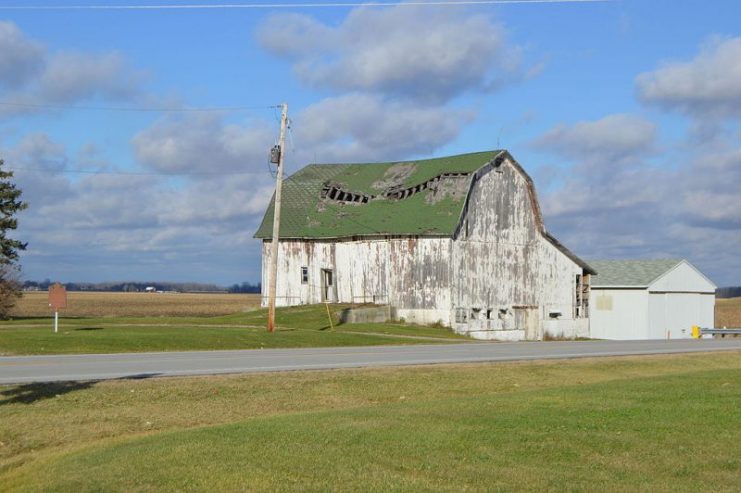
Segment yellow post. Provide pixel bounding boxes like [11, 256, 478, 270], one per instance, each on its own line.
[325, 302, 334, 331]
[691, 325, 701, 339]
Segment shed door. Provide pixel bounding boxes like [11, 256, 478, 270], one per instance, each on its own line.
[649, 293, 707, 339]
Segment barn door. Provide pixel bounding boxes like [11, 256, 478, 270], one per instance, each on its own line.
[321, 269, 334, 302]
[514, 307, 540, 340]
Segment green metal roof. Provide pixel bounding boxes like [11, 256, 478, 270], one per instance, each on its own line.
[254, 150, 504, 239]
[589, 259, 683, 287]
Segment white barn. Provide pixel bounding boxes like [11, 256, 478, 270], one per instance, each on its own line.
[589, 259, 716, 340]
[255, 150, 595, 341]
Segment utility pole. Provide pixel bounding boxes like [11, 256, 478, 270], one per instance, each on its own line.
[267, 103, 288, 332]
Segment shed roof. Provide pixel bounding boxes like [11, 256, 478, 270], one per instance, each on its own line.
[589, 259, 683, 287]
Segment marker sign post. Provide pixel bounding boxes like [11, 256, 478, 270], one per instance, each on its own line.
[48, 284, 67, 333]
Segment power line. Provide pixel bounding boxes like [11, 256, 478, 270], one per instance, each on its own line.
[0, 101, 277, 113]
[6, 166, 259, 176]
[0, 1, 613, 11]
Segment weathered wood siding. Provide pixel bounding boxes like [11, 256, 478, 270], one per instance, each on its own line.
[451, 158, 587, 339]
[262, 237, 453, 325]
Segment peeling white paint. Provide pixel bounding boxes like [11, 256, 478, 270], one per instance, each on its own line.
[261, 157, 590, 341]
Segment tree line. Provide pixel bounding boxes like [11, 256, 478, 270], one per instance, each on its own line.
[717, 287, 741, 298]
[22, 280, 261, 294]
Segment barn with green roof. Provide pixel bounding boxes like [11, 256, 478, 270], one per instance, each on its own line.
[255, 150, 595, 340]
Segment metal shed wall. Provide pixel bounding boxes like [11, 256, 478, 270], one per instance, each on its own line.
[589, 261, 716, 340]
[648, 292, 714, 339]
[589, 289, 649, 340]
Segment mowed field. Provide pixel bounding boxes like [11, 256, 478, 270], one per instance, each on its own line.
[9, 291, 261, 318]
[11, 291, 741, 324]
[0, 353, 739, 492]
[716, 297, 741, 328]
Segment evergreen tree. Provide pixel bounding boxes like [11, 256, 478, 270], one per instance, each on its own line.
[0, 159, 28, 318]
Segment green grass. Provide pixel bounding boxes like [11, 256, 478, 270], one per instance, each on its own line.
[1, 353, 739, 492]
[0, 304, 467, 355]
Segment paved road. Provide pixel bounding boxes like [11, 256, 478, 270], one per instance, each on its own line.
[1, 339, 740, 385]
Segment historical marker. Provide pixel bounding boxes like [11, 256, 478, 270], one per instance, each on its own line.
[48, 283, 67, 333]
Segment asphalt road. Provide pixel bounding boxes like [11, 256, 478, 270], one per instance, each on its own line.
[1, 338, 740, 385]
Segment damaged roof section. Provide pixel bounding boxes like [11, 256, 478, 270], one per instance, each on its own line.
[255, 150, 503, 239]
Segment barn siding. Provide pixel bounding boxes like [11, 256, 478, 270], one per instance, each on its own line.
[451, 159, 587, 340]
[262, 237, 454, 326]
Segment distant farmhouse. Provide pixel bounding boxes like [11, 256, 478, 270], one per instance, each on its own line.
[588, 259, 716, 340]
[255, 150, 595, 340]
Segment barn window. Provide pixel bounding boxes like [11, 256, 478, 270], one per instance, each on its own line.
[574, 274, 590, 318]
[455, 307, 467, 323]
[301, 267, 309, 284]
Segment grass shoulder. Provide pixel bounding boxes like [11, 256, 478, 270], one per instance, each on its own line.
[0, 353, 739, 491]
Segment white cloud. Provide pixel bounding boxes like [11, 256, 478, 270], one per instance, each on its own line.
[39, 52, 144, 103]
[132, 114, 274, 173]
[0, 20, 44, 89]
[293, 93, 470, 163]
[0, 20, 146, 118]
[636, 36, 741, 118]
[257, 5, 522, 102]
[533, 115, 740, 286]
[5, 133, 272, 284]
[679, 147, 741, 229]
[133, 95, 469, 174]
[533, 114, 656, 164]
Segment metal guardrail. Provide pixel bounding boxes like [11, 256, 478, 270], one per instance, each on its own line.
[693, 326, 741, 338]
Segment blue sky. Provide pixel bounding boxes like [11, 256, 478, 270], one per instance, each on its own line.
[0, 0, 739, 286]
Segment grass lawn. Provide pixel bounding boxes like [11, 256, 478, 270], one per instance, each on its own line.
[0, 304, 467, 355]
[0, 353, 738, 491]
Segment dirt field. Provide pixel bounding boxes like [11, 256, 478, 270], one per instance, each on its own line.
[716, 297, 741, 328]
[9, 291, 261, 318]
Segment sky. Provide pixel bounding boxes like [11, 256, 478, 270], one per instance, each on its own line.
[0, 0, 739, 287]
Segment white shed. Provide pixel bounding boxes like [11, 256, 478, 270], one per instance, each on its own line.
[589, 259, 716, 340]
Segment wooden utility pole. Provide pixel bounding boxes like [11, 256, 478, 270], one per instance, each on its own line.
[267, 103, 288, 332]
